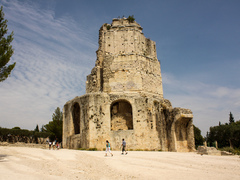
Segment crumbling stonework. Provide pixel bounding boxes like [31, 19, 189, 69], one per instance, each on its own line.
[63, 18, 195, 152]
[197, 146, 233, 156]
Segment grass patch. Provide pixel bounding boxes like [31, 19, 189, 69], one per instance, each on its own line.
[219, 147, 240, 155]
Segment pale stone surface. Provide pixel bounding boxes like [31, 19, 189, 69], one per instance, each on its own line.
[63, 18, 195, 152]
[197, 146, 222, 156]
[1, 146, 240, 180]
[197, 146, 233, 156]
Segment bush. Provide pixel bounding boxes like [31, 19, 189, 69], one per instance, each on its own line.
[127, 15, 135, 23]
[219, 147, 240, 155]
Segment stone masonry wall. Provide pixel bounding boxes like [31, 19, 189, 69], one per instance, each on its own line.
[86, 18, 163, 96]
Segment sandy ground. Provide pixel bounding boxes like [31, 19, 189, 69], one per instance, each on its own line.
[0, 146, 239, 180]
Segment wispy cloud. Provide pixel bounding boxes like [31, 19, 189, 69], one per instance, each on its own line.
[0, 0, 97, 129]
[1, 0, 239, 137]
[162, 72, 240, 135]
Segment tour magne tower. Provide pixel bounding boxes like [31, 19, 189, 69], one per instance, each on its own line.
[62, 18, 195, 152]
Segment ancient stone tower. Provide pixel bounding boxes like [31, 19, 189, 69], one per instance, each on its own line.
[62, 18, 195, 152]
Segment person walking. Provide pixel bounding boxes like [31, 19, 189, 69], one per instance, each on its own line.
[52, 140, 56, 150]
[105, 140, 113, 157]
[48, 141, 52, 150]
[121, 139, 128, 155]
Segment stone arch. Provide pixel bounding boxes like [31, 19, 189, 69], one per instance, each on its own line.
[72, 102, 80, 134]
[110, 100, 133, 131]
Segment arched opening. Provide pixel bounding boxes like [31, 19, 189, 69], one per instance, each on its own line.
[72, 102, 80, 134]
[111, 100, 133, 131]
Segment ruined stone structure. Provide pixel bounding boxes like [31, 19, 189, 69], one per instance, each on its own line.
[63, 18, 195, 152]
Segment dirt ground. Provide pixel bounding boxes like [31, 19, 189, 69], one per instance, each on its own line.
[0, 146, 239, 180]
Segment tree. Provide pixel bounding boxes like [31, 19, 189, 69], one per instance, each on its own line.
[0, 6, 16, 82]
[34, 124, 39, 132]
[52, 107, 63, 122]
[194, 125, 204, 148]
[208, 120, 240, 148]
[40, 125, 44, 132]
[127, 15, 135, 23]
[43, 107, 63, 142]
[229, 112, 235, 124]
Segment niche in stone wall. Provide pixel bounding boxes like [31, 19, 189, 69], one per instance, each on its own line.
[72, 102, 80, 134]
[175, 118, 189, 142]
[111, 100, 133, 131]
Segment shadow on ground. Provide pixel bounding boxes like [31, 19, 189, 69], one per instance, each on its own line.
[0, 154, 8, 162]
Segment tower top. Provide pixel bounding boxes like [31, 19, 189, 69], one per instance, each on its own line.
[86, 18, 163, 96]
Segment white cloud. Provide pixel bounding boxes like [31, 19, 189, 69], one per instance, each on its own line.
[0, 0, 97, 129]
[1, 0, 239, 138]
[162, 72, 240, 136]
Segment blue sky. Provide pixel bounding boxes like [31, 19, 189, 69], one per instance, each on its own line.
[0, 0, 239, 136]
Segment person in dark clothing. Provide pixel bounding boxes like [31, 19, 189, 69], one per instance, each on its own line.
[121, 139, 128, 155]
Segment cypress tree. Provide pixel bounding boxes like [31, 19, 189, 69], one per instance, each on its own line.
[229, 112, 235, 124]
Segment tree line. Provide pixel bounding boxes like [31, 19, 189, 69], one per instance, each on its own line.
[193, 111, 240, 153]
[0, 126, 51, 143]
[206, 112, 240, 149]
[0, 107, 63, 143]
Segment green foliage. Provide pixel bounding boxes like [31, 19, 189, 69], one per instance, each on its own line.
[219, 147, 240, 155]
[12, 127, 21, 130]
[34, 131, 52, 138]
[0, 127, 51, 139]
[107, 25, 111, 30]
[43, 107, 63, 142]
[207, 120, 240, 148]
[127, 15, 135, 23]
[0, 6, 16, 82]
[229, 112, 235, 124]
[194, 125, 204, 148]
[40, 125, 44, 132]
[34, 124, 39, 132]
[104, 23, 111, 30]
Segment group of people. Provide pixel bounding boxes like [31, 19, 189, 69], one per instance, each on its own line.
[48, 139, 60, 150]
[105, 139, 128, 157]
